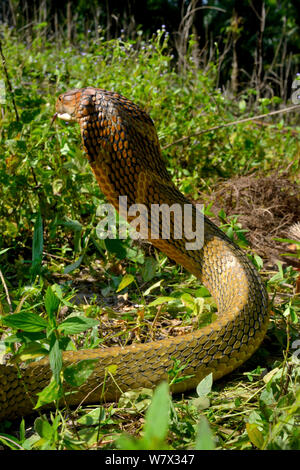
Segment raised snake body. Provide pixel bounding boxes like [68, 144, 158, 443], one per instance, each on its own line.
[0, 87, 269, 420]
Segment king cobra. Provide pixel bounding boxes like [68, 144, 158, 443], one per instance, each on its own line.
[0, 87, 269, 420]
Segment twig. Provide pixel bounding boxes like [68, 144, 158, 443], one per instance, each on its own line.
[0, 38, 19, 121]
[0, 268, 13, 313]
[162, 104, 300, 150]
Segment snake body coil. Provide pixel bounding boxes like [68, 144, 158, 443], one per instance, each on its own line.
[0, 87, 269, 420]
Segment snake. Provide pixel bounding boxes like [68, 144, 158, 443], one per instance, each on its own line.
[0, 87, 269, 420]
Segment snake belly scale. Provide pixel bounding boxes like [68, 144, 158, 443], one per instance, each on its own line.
[0, 87, 269, 420]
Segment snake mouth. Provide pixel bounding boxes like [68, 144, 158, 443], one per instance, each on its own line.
[56, 112, 73, 120]
[51, 110, 73, 128]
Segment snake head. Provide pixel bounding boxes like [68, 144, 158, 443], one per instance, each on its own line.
[55, 88, 87, 122]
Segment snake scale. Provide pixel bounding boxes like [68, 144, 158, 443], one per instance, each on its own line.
[0, 87, 269, 420]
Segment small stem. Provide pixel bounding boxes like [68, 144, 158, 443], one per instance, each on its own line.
[0, 268, 13, 313]
[0, 38, 19, 121]
[162, 104, 300, 150]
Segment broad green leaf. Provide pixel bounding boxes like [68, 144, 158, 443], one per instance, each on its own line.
[15, 342, 48, 361]
[57, 316, 99, 334]
[62, 217, 82, 232]
[21, 434, 41, 450]
[2, 312, 48, 332]
[196, 372, 213, 397]
[63, 359, 98, 387]
[49, 337, 62, 383]
[106, 364, 118, 374]
[34, 417, 54, 440]
[181, 293, 195, 310]
[105, 238, 127, 259]
[117, 383, 170, 450]
[141, 257, 157, 282]
[194, 286, 211, 297]
[77, 427, 104, 446]
[191, 396, 211, 410]
[143, 280, 163, 296]
[116, 274, 135, 292]
[246, 422, 264, 449]
[253, 254, 264, 270]
[44, 286, 60, 319]
[118, 388, 152, 412]
[64, 255, 84, 274]
[194, 416, 215, 450]
[34, 380, 62, 409]
[148, 296, 174, 307]
[117, 435, 143, 450]
[143, 381, 170, 444]
[7, 120, 23, 138]
[77, 407, 106, 425]
[260, 387, 275, 407]
[60, 143, 71, 155]
[21, 109, 40, 123]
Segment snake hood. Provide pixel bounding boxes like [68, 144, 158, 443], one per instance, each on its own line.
[56, 87, 172, 196]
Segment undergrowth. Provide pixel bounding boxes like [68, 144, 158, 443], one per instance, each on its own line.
[0, 26, 299, 450]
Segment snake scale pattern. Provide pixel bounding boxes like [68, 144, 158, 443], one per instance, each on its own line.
[0, 87, 269, 420]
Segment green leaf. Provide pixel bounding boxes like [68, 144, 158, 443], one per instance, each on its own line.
[274, 237, 300, 246]
[194, 286, 211, 297]
[60, 143, 71, 155]
[0, 248, 11, 256]
[106, 364, 118, 375]
[196, 372, 213, 397]
[19, 418, 26, 443]
[77, 407, 106, 425]
[143, 280, 163, 296]
[143, 381, 170, 445]
[246, 422, 264, 449]
[117, 435, 142, 450]
[7, 120, 23, 138]
[49, 336, 62, 383]
[31, 211, 43, 278]
[34, 417, 54, 440]
[61, 217, 82, 232]
[148, 296, 174, 307]
[260, 387, 275, 406]
[57, 316, 99, 334]
[253, 254, 264, 270]
[63, 359, 98, 387]
[34, 380, 62, 409]
[141, 257, 157, 282]
[105, 238, 127, 259]
[116, 274, 135, 292]
[44, 286, 60, 320]
[181, 293, 195, 310]
[64, 255, 84, 274]
[2, 312, 48, 332]
[191, 396, 211, 410]
[15, 342, 48, 361]
[21, 109, 40, 123]
[194, 416, 215, 450]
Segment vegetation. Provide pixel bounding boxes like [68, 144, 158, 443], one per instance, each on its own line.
[0, 0, 299, 451]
